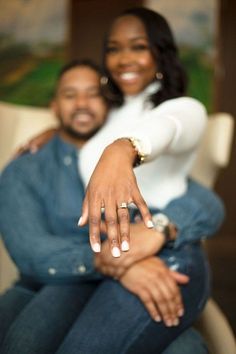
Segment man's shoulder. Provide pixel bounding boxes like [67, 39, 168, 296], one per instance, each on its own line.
[1, 137, 57, 181]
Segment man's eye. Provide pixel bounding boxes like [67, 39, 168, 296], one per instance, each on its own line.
[63, 93, 75, 99]
[89, 92, 100, 98]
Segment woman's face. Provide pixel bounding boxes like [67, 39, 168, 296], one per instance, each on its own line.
[105, 15, 157, 96]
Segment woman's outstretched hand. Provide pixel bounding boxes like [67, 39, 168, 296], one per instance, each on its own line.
[78, 139, 153, 257]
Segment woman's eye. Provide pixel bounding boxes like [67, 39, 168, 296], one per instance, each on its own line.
[132, 44, 149, 51]
[106, 46, 119, 54]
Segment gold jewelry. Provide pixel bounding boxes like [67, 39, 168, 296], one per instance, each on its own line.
[118, 202, 128, 209]
[126, 137, 147, 167]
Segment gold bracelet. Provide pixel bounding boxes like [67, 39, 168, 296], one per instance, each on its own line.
[121, 137, 147, 167]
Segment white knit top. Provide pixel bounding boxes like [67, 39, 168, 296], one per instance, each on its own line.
[79, 84, 207, 208]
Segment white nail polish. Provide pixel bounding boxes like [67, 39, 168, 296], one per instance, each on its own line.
[121, 240, 129, 251]
[147, 220, 154, 228]
[112, 247, 121, 258]
[165, 319, 173, 327]
[77, 216, 83, 226]
[92, 243, 101, 253]
[154, 316, 161, 322]
[173, 318, 179, 326]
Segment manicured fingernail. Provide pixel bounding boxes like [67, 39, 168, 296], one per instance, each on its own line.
[92, 243, 101, 253]
[154, 315, 161, 322]
[173, 318, 179, 326]
[146, 220, 154, 228]
[178, 308, 184, 317]
[165, 319, 173, 327]
[121, 240, 129, 251]
[112, 247, 121, 258]
[77, 216, 83, 226]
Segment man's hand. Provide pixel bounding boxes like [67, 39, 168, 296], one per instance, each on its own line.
[13, 128, 58, 158]
[120, 257, 189, 326]
[95, 222, 165, 278]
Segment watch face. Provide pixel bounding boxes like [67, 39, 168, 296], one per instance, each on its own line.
[152, 213, 169, 227]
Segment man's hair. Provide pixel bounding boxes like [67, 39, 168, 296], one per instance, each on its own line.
[102, 7, 187, 107]
[57, 58, 103, 81]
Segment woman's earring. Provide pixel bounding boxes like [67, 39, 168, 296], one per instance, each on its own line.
[100, 76, 109, 85]
[156, 72, 163, 80]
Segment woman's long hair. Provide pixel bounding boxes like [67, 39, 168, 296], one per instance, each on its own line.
[102, 7, 187, 107]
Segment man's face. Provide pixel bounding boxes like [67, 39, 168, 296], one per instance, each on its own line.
[52, 66, 108, 144]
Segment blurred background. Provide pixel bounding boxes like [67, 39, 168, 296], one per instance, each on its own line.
[0, 0, 235, 335]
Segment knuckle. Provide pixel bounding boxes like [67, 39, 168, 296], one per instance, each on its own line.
[165, 293, 174, 302]
[111, 238, 119, 246]
[140, 291, 151, 303]
[90, 234, 99, 242]
[119, 212, 129, 223]
[106, 217, 117, 227]
[120, 232, 129, 239]
[90, 216, 100, 226]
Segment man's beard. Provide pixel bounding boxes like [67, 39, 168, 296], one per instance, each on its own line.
[62, 124, 101, 141]
[59, 109, 103, 141]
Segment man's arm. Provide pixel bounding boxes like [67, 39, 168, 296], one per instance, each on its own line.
[161, 178, 225, 248]
[0, 165, 101, 283]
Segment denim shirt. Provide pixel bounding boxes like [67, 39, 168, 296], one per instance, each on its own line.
[0, 135, 224, 284]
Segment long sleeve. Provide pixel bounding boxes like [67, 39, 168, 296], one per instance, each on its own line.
[127, 97, 207, 160]
[161, 179, 225, 248]
[0, 164, 102, 284]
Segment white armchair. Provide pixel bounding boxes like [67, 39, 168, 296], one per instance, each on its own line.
[0, 102, 235, 353]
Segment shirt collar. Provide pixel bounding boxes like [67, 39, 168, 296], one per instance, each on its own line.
[124, 81, 161, 104]
[54, 134, 79, 159]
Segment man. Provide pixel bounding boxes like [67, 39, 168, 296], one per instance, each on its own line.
[0, 59, 216, 353]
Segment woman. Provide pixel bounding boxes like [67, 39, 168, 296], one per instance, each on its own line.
[53, 8, 220, 353]
[79, 7, 208, 254]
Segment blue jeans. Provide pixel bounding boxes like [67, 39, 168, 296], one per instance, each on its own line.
[0, 244, 209, 354]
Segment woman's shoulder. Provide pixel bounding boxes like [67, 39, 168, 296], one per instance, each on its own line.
[158, 96, 206, 113]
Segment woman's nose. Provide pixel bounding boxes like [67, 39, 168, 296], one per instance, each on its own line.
[117, 49, 134, 66]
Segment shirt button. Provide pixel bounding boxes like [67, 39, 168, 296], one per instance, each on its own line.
[48, 267, 57, 275]
[77, 265, 86, 274]
[63, 155, 72, 166]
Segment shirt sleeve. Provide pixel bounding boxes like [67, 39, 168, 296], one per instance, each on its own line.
[124, 97, 207, 160]
[161, 179, 225, 248]
[0, 165, 102, 283]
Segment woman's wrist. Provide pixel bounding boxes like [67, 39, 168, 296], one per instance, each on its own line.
[106, 139, 138, 166]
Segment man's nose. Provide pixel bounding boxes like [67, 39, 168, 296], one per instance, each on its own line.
[75, 94, 89, 108]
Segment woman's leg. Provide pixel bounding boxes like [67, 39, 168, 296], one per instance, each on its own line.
[56, 244, 210, 354]
[0, 282, 98, 354]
